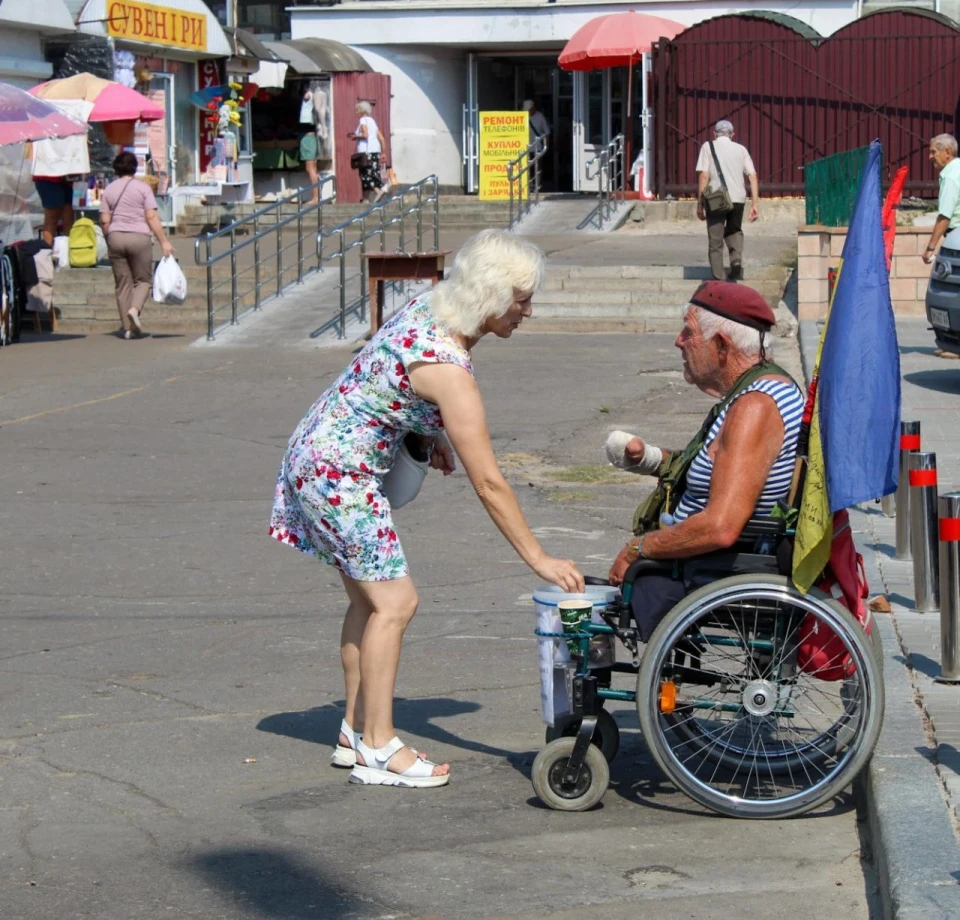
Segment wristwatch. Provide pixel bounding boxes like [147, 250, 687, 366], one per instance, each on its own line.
[625, 534, 648, 562]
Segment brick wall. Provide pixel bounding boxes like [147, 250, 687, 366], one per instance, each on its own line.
[798, 225, 931, 320]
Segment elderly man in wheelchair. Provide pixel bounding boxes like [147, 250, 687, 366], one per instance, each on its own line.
[532, 281, 884, 817]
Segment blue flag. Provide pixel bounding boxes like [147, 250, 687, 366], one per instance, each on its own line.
[818, 141, 901, 511]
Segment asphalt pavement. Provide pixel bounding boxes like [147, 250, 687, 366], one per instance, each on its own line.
[0, 313, 878, 918]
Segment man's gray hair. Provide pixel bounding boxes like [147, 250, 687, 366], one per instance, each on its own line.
[356, 100, 373, 115]
[714, 120, 735, 137]
[685, 304, 773, 359]
[931, 133, 958, 156]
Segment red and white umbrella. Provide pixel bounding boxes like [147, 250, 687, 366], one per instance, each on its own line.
[0, 81, 88, 147]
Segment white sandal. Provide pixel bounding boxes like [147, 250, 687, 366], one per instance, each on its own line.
[330, 719, 360, 768]
[331, 719, 425, 769]
[349, 736, 449, 788]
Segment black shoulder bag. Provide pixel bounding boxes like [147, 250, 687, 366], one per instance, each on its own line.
[702, 141, 734, 216]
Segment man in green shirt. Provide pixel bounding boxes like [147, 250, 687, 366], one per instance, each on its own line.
[922, 133, 960, 264]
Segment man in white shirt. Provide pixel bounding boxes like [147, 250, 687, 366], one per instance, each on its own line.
[523, 99, 551, 150]
[696, 120, 759, 281]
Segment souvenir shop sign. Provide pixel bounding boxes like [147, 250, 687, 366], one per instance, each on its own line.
[478, 111, 528, 201]
[198, 59, 223, 175]
[107, 1, 208, 52]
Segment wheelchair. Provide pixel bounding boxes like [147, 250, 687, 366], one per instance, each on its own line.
[531, 520, 884, 819]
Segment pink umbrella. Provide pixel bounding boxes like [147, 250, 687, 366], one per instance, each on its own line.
[559, 11, 685, 185]
[0, 80, 88, 146]
[29, 73, 164, 123]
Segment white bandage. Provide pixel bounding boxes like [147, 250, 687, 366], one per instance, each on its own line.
[604, 430, 663, 475]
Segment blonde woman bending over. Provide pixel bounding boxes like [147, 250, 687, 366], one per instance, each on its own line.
[269, 229, 583, 789]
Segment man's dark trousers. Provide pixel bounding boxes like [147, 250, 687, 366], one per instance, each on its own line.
[707, 202, 745, 280]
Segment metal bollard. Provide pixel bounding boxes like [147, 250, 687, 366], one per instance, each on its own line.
[908, 451, 940, 612]
[895, 421, 921, 558]
[936, 492, 960, 683]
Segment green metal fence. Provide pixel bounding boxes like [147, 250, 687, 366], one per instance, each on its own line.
[804, 146, 878, 226]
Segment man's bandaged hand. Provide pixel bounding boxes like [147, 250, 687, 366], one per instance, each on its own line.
[605, 430, 663, 475]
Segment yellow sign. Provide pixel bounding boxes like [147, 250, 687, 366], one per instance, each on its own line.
[107, 1, 208, 52]
[478, 111, 528, 201]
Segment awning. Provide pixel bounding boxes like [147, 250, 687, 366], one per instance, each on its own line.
[77, 0, 233, 59]
[263, 38, 371, 76]
[1, 0, 76, 32]
[227, 28, 282, 77]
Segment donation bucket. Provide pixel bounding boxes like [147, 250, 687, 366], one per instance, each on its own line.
[533, 584, 619, 726]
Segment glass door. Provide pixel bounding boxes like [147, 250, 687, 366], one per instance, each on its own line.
[575, 70, 607, 191]
[145, 72, 175, 224]
[462, 52, 478, 192]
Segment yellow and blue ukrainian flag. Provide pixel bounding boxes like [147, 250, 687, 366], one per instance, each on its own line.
[794, 141, 901, 592]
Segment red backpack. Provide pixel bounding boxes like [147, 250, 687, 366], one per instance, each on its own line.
[796, 509, 873, 681]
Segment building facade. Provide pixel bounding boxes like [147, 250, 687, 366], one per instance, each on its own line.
[289, 0, 863, 194]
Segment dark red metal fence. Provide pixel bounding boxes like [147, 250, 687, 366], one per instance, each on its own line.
[653, 9, 960, 199]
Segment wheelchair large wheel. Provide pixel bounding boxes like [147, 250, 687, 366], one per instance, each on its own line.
[545, 708, 620, 763]
[637, 575, 883, 819]
[531, 737, 609, 812]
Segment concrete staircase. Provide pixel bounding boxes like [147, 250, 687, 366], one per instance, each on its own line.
[52, 261, 234, 335]
[532, 263, 791, 332]
[175, 192, 514, 237]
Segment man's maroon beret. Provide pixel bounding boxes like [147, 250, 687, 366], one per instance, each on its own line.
[688, 281, 776, 331]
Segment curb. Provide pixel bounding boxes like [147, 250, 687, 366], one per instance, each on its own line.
[799, 320, 960, 919]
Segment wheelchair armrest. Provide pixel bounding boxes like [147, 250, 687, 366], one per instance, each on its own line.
[738, 518, 786, 539]
[624, 558, 675, 583]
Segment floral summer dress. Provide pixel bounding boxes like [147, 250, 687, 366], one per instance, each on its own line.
[268, 294, 473, 581]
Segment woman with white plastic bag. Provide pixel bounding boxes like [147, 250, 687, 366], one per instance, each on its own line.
[100, 151, 175, 339]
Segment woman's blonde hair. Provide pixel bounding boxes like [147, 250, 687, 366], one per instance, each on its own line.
[431, 229, 545, 337]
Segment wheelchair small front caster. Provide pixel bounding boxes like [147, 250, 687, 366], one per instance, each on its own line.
[531, 737, 609, 812]
[544, 708, 620, 763]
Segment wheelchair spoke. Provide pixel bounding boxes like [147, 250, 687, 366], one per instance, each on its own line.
[639, 577, 882, 816]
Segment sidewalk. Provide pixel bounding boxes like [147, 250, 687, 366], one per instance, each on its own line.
[800, 316, 960, 919]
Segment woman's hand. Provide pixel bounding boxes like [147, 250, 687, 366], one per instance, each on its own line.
[532, 554, 584, 593]
[161, 240, 175, 258]
[429, 433, 456, 475]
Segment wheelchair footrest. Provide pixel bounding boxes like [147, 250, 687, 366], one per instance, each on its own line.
[572, 675, 599, 717]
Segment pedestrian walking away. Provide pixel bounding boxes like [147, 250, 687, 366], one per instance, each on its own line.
[99, 151, 175, 339]
[696, 120, 759, 281]
[268, 229, 583, 790]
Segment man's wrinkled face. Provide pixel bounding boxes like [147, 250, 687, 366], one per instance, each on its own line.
[675, 310, 718, 390]
[930, 143, 953, 170]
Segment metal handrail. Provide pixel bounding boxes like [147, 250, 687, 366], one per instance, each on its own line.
[315, 175, 440, 340]
[583, 135, 626, 230]
[194, 176, 337, 340]
[507, 137, 548, 230]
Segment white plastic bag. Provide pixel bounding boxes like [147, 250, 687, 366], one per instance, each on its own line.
[152, 255, 187, 305]
[51, 235, 70, 270]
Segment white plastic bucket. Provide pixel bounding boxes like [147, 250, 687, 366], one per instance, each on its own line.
[533, 584, 619, 727]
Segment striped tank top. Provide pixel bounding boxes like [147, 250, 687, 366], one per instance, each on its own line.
[672, 377, 805, 525]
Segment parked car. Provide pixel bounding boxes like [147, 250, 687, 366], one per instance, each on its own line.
[926, 246, 960, 355]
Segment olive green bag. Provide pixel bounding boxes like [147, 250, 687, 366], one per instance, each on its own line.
[631, 361, 796, 535]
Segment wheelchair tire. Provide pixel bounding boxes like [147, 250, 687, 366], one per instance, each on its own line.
[637, 574, 883, 820]
[531, 737, 609, 812]
[544, 708, 620, 763]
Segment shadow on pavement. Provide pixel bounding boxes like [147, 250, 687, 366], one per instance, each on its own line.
[900, 651, 942, 679]
[257, 697, 532, 772]
[185, 847, 371, 919]
[904, 369, 960, 395]
[14, 332, 86, 343]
